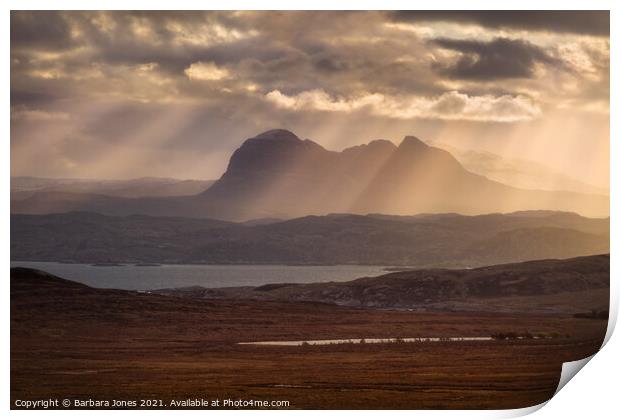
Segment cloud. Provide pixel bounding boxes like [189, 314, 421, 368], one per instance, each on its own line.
[184, 61, 231, 81]
[431, 37, 561, 80]
[10, 11, 76, 50]
[11, 106, 70, 121]
[10, 11, 606, 106]
[9, 11, 608, 183]
[390, 11, 609, 36]
[265, 89, 540, 122]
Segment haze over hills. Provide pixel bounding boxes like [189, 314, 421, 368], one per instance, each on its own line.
[10, 129, 609, 221]
[11, 176, 214, 199]
[429, 143, 608, 195]
[11, 211, 609, 267]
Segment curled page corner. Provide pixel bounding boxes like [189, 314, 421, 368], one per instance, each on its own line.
[602, 293, 617, 348]
[507, 355, 599, 418]
[498, 401, 548, 418]
[554, 354, 595, 396]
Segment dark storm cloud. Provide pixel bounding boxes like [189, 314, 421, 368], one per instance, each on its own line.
[10, 90, 61, 108]
[313, 57, 351, 73]
[10, 11, 263, 74]
[390, 11, 609, 36]
[431, 37, 562, 80]
[10, 11, 75, 50]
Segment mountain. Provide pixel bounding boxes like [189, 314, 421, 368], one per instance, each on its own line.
[10, 129, 609, 220]
[11, 176, 214, 199]
[156, 254, 610, 314]
[200, 130, 609, 220]
[11, 211, 609, 267]
[429, 142, 607, 195]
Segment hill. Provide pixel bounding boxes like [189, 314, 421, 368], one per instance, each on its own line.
[156, 254, 610, 314]
[11, 211, 609, 267]
[11, 260, 608, 409]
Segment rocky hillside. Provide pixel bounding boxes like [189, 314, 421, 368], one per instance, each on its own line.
[156, 255, 610, 314]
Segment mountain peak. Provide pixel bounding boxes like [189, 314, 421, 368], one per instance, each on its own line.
[368, 139, 397, 149]
[399, 135, 428, 149]
[253, 129, 301, 142]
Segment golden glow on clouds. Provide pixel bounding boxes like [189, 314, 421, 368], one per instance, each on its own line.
[266, 90, 540, 122]
[184, 62, 231, 81]
[90, 11, 117, 34]
[384, 20, 607, 49]
[166, 21, 257, 47]
[9, 11, 609, 190]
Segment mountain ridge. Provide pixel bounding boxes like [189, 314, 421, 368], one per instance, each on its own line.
[11, 210, 609, 267]
[11, 129, 610, 220]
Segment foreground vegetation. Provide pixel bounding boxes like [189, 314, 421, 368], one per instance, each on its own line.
[11, 268, 608, 409]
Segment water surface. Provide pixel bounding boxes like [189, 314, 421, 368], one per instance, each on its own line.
[10, 261, 387, 290]
[238, 337, 494, 346]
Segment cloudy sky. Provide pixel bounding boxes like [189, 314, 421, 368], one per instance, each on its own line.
[10, 11, 610, 188]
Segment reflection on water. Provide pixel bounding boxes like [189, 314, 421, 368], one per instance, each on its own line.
[238, 337, 494, 346]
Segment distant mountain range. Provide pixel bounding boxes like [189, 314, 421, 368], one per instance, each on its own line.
[10, 129, 609, 221]
[11, 176, 214, 199]
[430, 142, 607, 195]
[11, 210, 609, 267]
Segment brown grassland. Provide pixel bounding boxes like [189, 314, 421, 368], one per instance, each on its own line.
[11, 269, 607, 409]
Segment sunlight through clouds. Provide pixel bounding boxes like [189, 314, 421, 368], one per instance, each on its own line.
[266, 90, 540, 122]
[184, 61, 232, 81]
[9, 11, 609, 188]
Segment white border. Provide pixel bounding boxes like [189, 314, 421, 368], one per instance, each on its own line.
[3, 2, 616, 419]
